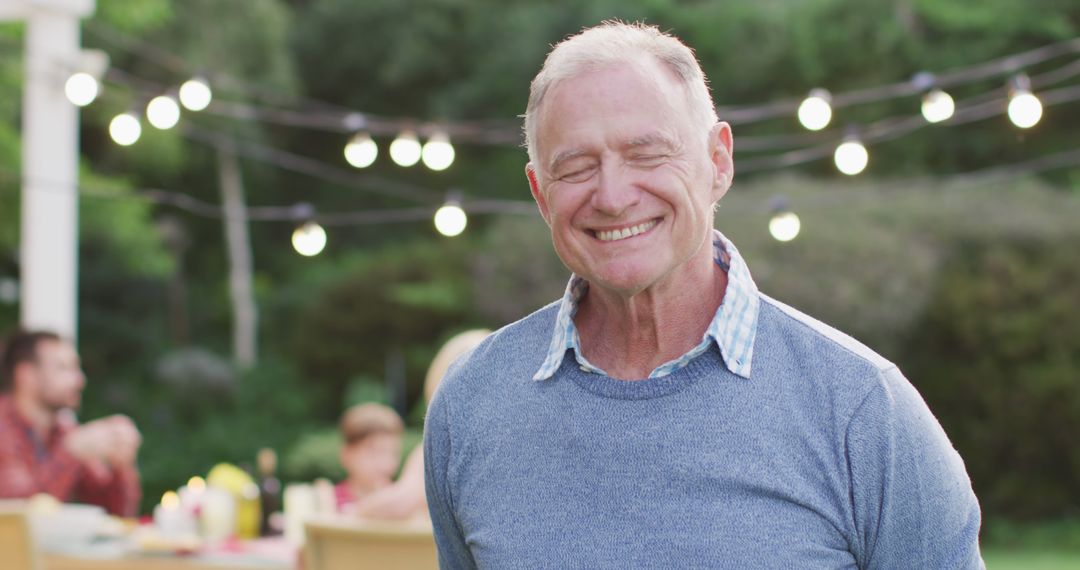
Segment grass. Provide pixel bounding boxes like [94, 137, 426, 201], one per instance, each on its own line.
[983, 549, 1080, 570]
[982, 517, 1080, 569]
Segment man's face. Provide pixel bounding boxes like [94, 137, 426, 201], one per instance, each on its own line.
[31, 340, 86, 412]
[341, 432, 402, 487]
[527, 58, 733, 297]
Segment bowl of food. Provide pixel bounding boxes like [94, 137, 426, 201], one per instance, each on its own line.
[27, 495, 108, 552]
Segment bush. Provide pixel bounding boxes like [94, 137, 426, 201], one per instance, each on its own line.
[715, 175, 1080, 520]
[282, 427, 423, 483]
[134, 354, 318, 513]
[291, 239, 477, 418]
[900, 237, 1080, 520]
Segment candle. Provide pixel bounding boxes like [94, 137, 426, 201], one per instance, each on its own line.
[179, 476, 206, 508]
[283, 483, 316, 546]
[154, 491, 197, 537]
[200, 486, 236, 542]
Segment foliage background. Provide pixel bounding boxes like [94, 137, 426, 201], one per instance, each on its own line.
[0, 0, 1078, 541]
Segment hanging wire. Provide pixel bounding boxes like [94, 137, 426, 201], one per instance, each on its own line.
[4, 142, 1078, 230]
[94, 53, 1080, 154]
[83, 19, 1080, 143]
[718, 37, 1080, 124]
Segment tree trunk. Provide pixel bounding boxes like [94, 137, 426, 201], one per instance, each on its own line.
[218, 141, 257, 368]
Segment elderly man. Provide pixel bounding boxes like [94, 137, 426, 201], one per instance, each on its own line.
[0, 330, 141, 516]
[425, 22, 983, 569]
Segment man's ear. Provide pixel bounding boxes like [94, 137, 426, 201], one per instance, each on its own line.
[709, 122, 735, 202]
[11, 360, 37, 393]
[526, 163, 552, 226]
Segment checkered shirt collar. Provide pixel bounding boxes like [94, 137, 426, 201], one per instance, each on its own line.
[533, 229, 759, 381]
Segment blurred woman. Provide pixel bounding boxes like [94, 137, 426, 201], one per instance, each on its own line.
[352, 329, 491, 520]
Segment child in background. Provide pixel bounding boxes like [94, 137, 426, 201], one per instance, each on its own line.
[335, 402, 403, 513]
[353, 329, 491, 520]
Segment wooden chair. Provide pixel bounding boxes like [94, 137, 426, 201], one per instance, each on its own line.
[0, 500, 40, 570]
[303, 515, 437, 570]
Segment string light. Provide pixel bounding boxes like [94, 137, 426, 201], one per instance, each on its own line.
[292, 221, 327, 256]
[73, 25, 1080, 188]
[421, 131, 455, 171]
[834, 134, 869, 176]
[146, 95, 181, 130]
[87, 18, 1080, 133]
[178, 76, 212, 111]
[434, 199, 467, 236]
[389, 130, 422, 167]
[64, 72, 99, 107]
[921, 88, 955, 123]
[1007, 74, 1043, 129]
[8, 144, 1078, 243]
[109, 112, 142, 146]
[797, 88, 833, 131]
[343, 132, 378, 168]
[90, 46, 1080, 166]
[768, 196, 801, 242]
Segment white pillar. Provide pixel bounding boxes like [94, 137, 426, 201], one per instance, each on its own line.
[17, 0, 95, 341]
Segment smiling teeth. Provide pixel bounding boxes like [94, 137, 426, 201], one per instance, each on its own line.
[596, 220, 658, 242]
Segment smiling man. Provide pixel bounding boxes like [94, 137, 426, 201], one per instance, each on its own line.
[0, 330, 142, 517]
[425, 21, 983, 569]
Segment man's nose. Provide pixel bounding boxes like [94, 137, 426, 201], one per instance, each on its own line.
[591, 162, 639, 216]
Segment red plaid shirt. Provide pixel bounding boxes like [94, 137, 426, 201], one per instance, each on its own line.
[0, 395, 140, 516]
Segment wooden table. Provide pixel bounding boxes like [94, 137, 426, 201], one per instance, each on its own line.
[44, 554, 292, 570]
[42, 536, 295, 570]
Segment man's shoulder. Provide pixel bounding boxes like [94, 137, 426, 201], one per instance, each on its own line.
[437, 301, 560, 397]
[757, 293, 894, 373]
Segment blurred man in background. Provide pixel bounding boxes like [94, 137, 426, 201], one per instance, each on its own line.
[0, 330, 141, 516]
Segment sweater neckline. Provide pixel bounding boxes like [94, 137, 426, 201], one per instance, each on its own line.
[561, 344, 736, 400]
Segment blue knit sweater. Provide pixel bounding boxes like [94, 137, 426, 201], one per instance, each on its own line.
[425, 296, 984, 569]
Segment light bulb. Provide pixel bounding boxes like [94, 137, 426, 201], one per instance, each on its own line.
[344, 133, 378, 168]
[834, 140, 868, 176]
[389, 131, 422, 167]
[146, 95, 181, 130]
[921, 88, 955, 123]
[179, 77, 212, 111]
[422, 132, 456, 171]
[434, 203, 467, 236]
[1007, 91, 1043, 129]
[292, 221, 327, 256]
[64, 72, 99, 107]
[109, 112, 142, 146]
[769, 212, 801, 242]
[797, 89, 832, 131]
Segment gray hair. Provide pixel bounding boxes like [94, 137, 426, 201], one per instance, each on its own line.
[523, 21, 719, 168]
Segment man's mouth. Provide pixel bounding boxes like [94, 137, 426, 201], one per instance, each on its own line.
[592, 218, 660, 242]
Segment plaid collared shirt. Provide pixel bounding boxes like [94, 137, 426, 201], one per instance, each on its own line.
[533, 229, 760, 381]
[0, 396, 141, 517]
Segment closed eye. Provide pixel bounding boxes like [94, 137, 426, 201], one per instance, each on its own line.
[558, 165, 598, 183]
[629, 154, 668, 167]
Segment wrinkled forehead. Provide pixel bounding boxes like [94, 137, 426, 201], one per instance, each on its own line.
[534, 59, 693, 154]
[539, 55, 688, 118]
